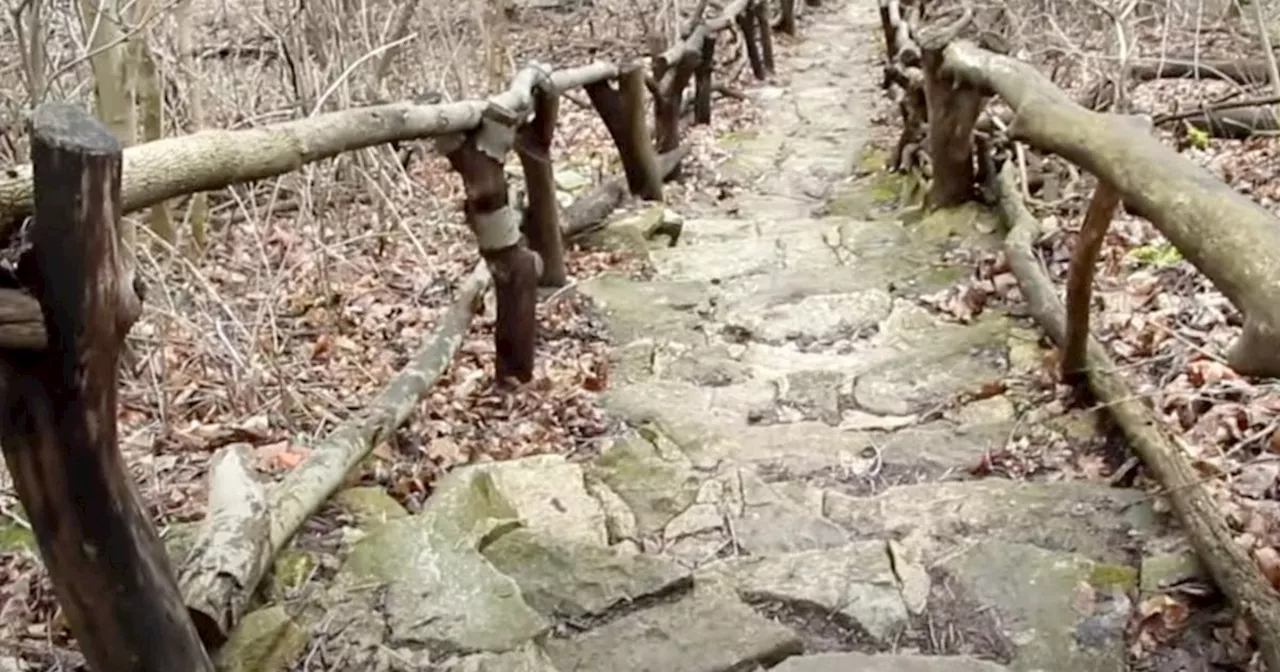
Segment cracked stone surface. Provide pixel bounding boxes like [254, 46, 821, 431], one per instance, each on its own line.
[215, 1, 1186, 670]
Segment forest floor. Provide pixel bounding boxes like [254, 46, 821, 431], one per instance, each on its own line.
[2, 0, 1280, 669]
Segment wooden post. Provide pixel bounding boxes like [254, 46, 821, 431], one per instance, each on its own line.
[778, 0, 797, 35]
[737, 0, 767, 79]
[516, 73, 567, 287]
[1062, 181, 1121, 385]
[441, 120, 542, 382]
[694, 33, 717, 125]
[585, 64, 664, 201]
[654, 30, 703, 179]
[755, 0, 776, 73]
[921, 44, 984, 207]
[0, 103, 215, 672]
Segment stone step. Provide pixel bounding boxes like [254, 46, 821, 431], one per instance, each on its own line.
[773, 652, 1010, 672]
[649, 230, 845, 283]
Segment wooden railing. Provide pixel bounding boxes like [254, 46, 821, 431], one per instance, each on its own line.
[879, 2, 1280, 668]
[0, 1, 822, 670]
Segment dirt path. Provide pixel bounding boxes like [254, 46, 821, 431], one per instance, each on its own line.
[205, 2, 1192, 670]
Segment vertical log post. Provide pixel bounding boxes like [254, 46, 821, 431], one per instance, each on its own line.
[585, 64, 664, 201]
[654, 29, 704, 180]
[755, 0, 776, 73]
[1062, 181, 1122, 385]
[0, 103, 215, 672]
[516, 72, 567, 287]
[694, 32, 717, 125]
[778, 0, 797, 35]
[920, 42, 984, 207]
[440, 117, 542, 382]
[737, 0, 767, 80]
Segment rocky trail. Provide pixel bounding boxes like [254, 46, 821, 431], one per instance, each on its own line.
[209, 2, 1198, 670]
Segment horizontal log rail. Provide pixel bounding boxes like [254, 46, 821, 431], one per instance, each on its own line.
[879, 1, 1280, 669]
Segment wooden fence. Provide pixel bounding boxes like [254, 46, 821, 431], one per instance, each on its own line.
[879, 1, 1280, 668]
[0, 0, 822, 670]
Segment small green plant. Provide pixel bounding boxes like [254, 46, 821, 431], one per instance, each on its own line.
[1128, 239, 1183, 267]
[1184, 125, 1211, 150]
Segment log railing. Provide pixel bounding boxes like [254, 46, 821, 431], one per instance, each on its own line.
[879, 2, 1280, 668]
[0, 0, 818, 669]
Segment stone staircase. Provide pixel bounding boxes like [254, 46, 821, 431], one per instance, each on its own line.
[212, 1, 1197, 669]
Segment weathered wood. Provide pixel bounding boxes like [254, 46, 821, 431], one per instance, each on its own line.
[707, 0, 753, 31]
[654, 30, 703, 180]
[778, 0, 797, 35]
[0, 103, 214, 671]
[585, 64, 664, 201]
[442, 126, 541, 382]
[921, 42, 984, 207]
[755, 0, 776, 73]
[943, 39, 1280, 377]
[992, 162, 1280, 672]
[1062, 180, 1120, 385]
[550, 62, 618, 92]
[737, 1, 767, 79]
[0, 100, 492, 239]
[694, 34, 717, 125]
[518, 71, 567, 287]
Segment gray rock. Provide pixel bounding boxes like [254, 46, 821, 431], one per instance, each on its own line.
[714, 541, 909, 641]
[215, 605, 308, 672]
[590, 432, 702, 536]
[942, 540, 1134, 672]
[577, 274, 711, 348]
[1140, 550, 1206, 595]
[328, 469, 547, 653]
[733, 469, 849, 554]
[462, 454, 608, 547]
[542, 582, 801, 672]
[444, 643, 561, 672]
[772, 652, 1010, 672]
[482, 528, 691, 619]
[823, 479, 1163, 564]
[778, 370, 846, 426]
[335, 485, 408, 527]
[853, 346, 1007, 416]
[723, 289, 893, 344]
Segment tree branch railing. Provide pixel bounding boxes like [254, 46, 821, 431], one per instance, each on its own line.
[880, 1, 1280, 669]
[0, 0, 814, 668]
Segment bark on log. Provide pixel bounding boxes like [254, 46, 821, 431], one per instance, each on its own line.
[1062, 180, 1121, 385]
[654, 29, 702, 180]
[176, 443, 268, 647]
[0, 100, 490, 240]
[992, 162, 1280, 672]
[517, 70, 567, 287]
[585, 64, 664, 201]
[922, 42, 984, 207]
[942, 40, 1280, 377]
[442, 127, 541, 383]
[0, 103, 214, 672]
